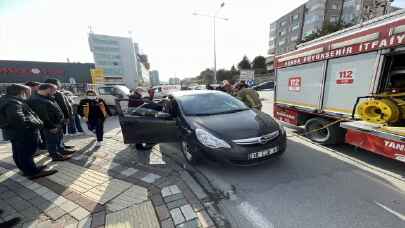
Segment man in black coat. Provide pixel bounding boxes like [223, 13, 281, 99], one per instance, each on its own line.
[28, 83, 72, 161]
[44, 78, 76, 151]
[0, 84, 57, 179]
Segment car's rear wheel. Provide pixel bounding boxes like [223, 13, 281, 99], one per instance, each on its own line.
[181, 141, 199, 165]
[135, 143, 154, 150]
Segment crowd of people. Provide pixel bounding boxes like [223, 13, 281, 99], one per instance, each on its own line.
[210, 80, 263, 111]
[0, 79, 110, 180]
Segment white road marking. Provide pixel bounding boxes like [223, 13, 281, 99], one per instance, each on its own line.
[375, 201, 405, 221]
[238, 201, 275, 228]
[149, 144, 166, 165]
[288, 136, 405, 192]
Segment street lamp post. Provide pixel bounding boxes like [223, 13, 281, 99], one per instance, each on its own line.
[193, 2, 228, 84]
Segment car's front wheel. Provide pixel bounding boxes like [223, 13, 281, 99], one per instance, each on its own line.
[181, 141, 199, 165]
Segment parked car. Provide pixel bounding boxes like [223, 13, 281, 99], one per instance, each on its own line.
[252, 81, 274, 91]
[117, 90, 286, 165]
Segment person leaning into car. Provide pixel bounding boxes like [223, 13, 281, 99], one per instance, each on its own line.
[235, 81, 262, 111]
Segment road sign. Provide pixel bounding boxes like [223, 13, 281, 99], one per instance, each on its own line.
[91, 68, 105, 83]
[240, 70, 255, 81]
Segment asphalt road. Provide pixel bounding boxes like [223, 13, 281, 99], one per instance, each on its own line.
[160, 91, 405, 228]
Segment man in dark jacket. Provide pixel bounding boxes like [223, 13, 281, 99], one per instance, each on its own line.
[28, 83, 72, 161]
[44, 78, 76, 151]
[0, 84, 57, 179]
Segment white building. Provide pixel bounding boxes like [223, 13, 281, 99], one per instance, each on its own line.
[88, 33, 142, 89]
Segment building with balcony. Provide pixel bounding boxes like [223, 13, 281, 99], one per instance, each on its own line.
[268, 0, 396, 55]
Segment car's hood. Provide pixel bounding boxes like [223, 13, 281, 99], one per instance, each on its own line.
[185, 110, 280, 140]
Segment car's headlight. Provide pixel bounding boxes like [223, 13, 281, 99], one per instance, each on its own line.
[195, 128, 231, 149]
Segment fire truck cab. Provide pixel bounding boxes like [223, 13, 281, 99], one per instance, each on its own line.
[274, 10, 405, 163]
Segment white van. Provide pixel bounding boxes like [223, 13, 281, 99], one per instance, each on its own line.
[87, 84, 131, 114]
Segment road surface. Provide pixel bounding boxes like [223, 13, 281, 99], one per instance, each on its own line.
[159, 91, 405, 228]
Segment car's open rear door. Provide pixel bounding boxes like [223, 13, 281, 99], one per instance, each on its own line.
[116, 99, 180, 144]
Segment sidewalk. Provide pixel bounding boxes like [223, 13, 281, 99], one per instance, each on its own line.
[0, 130, 216, 228]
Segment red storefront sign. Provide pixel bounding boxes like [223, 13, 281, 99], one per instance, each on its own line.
[345, 130, 405, 163]
[274, 105, 299, 126]
[0, 67, 64, 76]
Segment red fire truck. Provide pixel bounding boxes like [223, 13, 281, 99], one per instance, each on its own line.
[274, 10, 405, 163]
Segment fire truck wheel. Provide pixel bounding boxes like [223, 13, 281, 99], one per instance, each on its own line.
[305, 118, 345, 145]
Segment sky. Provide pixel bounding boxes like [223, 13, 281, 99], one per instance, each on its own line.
[1, 0, 405, 81]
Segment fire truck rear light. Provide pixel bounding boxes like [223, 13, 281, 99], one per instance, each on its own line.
[331, 32, 380, 49]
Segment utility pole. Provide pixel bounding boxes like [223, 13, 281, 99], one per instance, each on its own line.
[193, 2, 228, 84]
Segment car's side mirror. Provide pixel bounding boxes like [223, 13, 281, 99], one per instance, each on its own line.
[155, 112, 171, 120]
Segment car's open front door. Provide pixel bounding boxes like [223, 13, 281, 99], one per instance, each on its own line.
[116, 99, 180, 144]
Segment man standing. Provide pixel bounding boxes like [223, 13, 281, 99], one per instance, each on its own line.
[28, 83, 72, 161]
[0, 84, 57, 178]
[44, 78, 76, 151]
[236, 81, 262, 111]
[25, 81, 48, 152]
[25, 81, 41, 94]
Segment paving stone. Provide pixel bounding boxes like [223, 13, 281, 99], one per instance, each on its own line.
[70, 206, 90, 221]
[177, 219, 199, 228]
[19, 206, 41, 220]
[151, 194, 164, 207]
[161, 218, 175, 228]
[0, 185, 8, 193]
[170, 208, 185, 225]
[59, 200, 80, 213]
[167, 199, 188, 210]
[156, 205, 171, 221]
[58, 214, 78, 228]
[45, 206, 66, 220]
[33, 186, 50, 195]
[161, 187, 172, 197]
[26, 182, 42, 191]
[0, 190, 17, 199]
[164, 193, 184, 203]
[8, 196, 32, 211]
[107, 185, 148, 212]
[120, 168, 138, 177]
[105, 201, 159, 228]
[77, 216, 92, 228]
[180, 172, 207, 200]
[169, 185, 181, 195]
[42, 190, 59, 201]
[91, 210, 106, 227]
[141, 173, 161, 183]
[29, 197, 53, 211]
[196, 210, 215, 228]
[180, 205, 197, 221]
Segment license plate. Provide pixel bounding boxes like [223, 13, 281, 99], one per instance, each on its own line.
[248, 147, 278, 160]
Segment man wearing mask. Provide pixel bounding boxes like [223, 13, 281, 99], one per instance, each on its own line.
[44, 78, 76, 151]
[78, 91, 111, 147]
[0, 84, 57, 178]
[28, 83, 72, 161]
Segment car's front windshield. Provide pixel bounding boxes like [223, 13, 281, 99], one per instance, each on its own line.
[177, 92, 249, 116]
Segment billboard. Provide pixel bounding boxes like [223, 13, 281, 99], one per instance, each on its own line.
[0, 60, 94, 84]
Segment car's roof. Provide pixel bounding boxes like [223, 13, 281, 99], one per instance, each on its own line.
[172, 90, 224, 98]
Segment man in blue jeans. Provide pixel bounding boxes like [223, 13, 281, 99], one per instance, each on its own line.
[28, 84, 73, 161]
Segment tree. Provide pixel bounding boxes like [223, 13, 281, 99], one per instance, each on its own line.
[252, 56, 267, 74]
[299, 21, 354, 44]
[238, 56, 251, 70]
